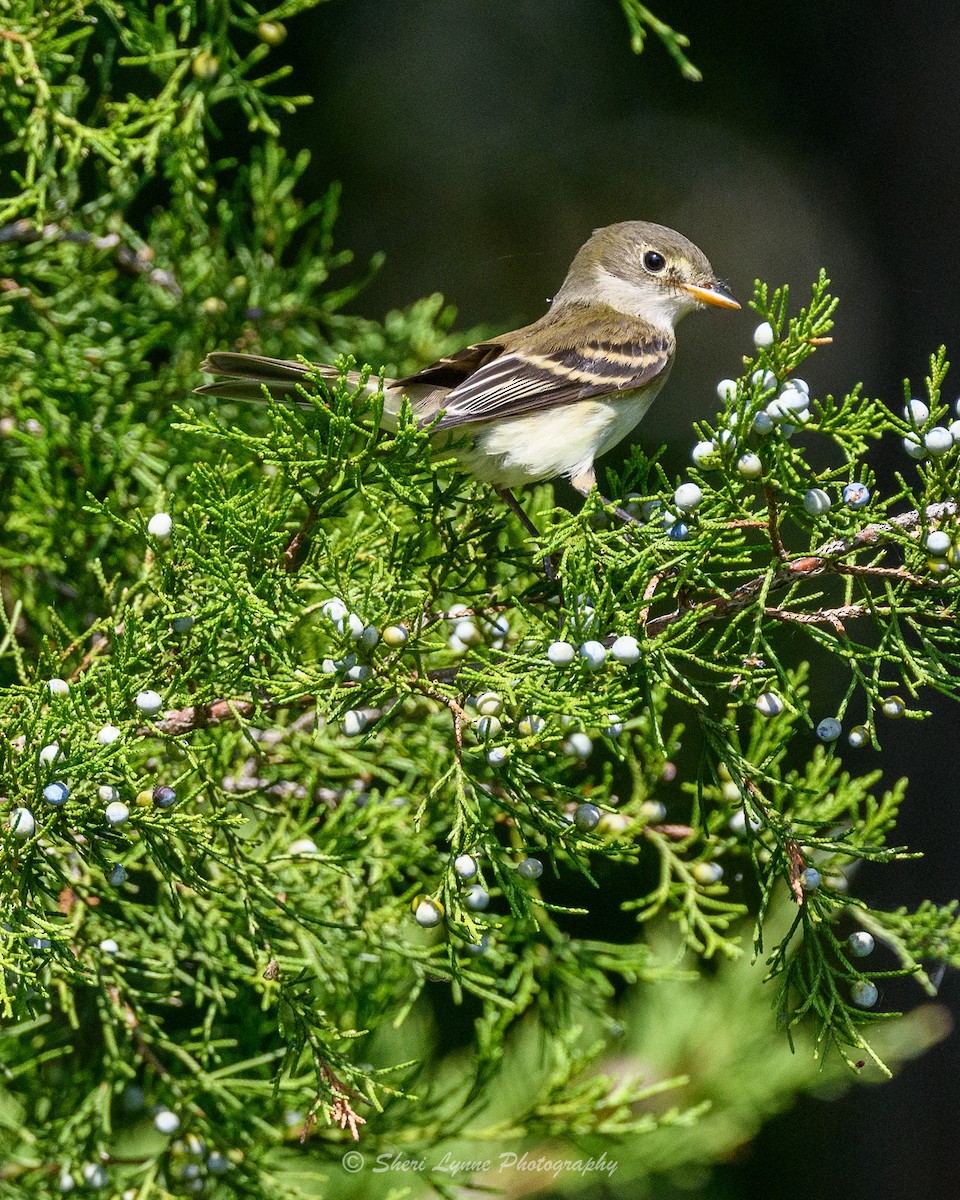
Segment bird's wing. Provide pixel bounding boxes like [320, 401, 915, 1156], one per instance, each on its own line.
[398, 320, 673, 431]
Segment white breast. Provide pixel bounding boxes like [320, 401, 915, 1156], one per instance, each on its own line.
[450, 382, 666, 489]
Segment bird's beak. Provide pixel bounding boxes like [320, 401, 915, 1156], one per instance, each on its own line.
[681, 280, 740, 310]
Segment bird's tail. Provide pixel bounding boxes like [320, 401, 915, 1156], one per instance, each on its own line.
[195, 352, 401, 421]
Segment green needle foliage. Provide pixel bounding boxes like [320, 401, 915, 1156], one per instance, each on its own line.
[1, 4, 958, 1198]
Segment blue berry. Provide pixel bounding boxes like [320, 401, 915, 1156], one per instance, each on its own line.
[464, 884, 489, 911]
[802, 488, 831, 516]
[152, 785, 177, 809]
[412, 896, 443, 927]
[9, 808, 35, 837]
[753, 321, 774, 347]
[517, 857, 543, 880]
[564, 732, 593, 758]
[105, 801, 130, 826]
[691, 440, 719, 468]
[610, 635, 640, 664]
[904, 398, 929, 424]
[847, 931, 875, 958]
[135, 690, 163, 716]
[851, 979, 879, 1008]
[668, 521, 690, 541]
[547, 640, 576, 666]
[816, 717, 842, 742]
[42, 781, 69, 806]
[578, 640, 607, 670]
[454, 854, 478, 879]
[801, 867, 821, 891]
[924, 426, 953, 455]
[842, 482, 870, 508]
[673, 482, 703, 512]
[574, 802, 601, 831]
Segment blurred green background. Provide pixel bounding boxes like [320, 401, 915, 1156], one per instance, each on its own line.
[254, 2, 959, 1195]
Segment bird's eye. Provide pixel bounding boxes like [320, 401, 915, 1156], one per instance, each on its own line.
[643, 250, 666, 273]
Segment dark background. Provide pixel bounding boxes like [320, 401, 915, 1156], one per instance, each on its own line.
[279, 2, 959, 1194]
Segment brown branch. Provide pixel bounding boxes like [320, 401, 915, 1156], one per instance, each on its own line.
[764, 603, 875, 635]
[786, 839, 805, 905]
[763, 484, 787, 560]
[644, 498, 957, 638]
[151, 698, 257, 735]
[284, 506, 319, 572]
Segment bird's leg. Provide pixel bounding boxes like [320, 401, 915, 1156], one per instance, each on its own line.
[495, 486, 558, 582]
[570, 468, 640, 527]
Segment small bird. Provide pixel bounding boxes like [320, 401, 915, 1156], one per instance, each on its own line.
[197, 221, 738, 531]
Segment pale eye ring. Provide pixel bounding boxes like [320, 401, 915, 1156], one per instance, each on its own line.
[643, 250, 666, 273]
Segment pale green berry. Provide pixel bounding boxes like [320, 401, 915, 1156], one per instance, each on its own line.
[693, 861, 723, 884]
[381, 624, 409, 647]
[476, 692, 503, 717]
[474, 715, 502, 738]
[47, 678, 70, 697]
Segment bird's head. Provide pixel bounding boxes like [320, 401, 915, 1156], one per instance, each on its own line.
[554, 220, 739, 329]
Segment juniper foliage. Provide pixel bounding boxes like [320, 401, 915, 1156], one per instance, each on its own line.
[0, 3, 958, 1198]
